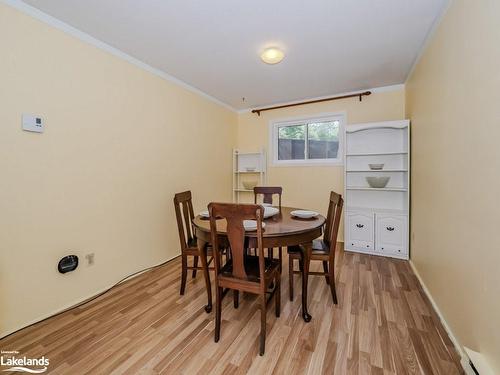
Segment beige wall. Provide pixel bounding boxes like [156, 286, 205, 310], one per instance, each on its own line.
[0, 3, 237, 336]
[237, 89, 406, 239]
[406, 0, 500, 371]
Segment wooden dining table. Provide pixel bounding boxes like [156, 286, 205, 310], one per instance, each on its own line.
[192, 206, 325, 322]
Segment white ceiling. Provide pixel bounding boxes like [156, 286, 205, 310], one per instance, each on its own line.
[20, 0, 448, 110]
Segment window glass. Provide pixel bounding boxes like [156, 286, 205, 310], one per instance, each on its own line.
[273, 116, 343, 165]
[278, 124, 306, 160]
[307, 121, 340, 159]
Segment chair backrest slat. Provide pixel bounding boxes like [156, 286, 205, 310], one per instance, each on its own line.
[225, 217, 247, 279]
[208, 203, 265, 285]
[182, 200, 193, 241]
[253, 186, 283, 209]
[324, 191, 343, 258]
[174, 191, 195, 250]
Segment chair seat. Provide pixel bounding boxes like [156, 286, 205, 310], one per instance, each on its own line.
[287, 239, 330, 255]
[186, 237, 214, 250]
[219, 256, 280, 282]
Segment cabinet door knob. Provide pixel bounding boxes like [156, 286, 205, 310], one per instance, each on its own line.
[386, 226, 395, 231]
[356, 224, 364, 228]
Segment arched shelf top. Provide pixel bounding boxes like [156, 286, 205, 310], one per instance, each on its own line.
[346, 120, 409, 133]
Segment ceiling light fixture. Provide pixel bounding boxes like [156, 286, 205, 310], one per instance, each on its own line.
[260, 47, 284, 65]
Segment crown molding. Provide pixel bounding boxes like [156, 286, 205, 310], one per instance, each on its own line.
[1, 0, 238, 113]
[370, 83, 405, 93]
[3, 0, 413, 115]
[405, 0, 452, 83]
[237, 83, 405, 114]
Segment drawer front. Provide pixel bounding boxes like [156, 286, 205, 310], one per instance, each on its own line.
[346, 212, 374, 250]
[376, 214, 408, 255]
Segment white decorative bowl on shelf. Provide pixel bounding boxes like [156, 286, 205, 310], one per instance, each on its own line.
[242, 180, 258, 190]
[366, 176, 390, 188]
[368, 163, 384, 170]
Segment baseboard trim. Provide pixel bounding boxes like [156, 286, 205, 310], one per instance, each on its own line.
[0, 255, 180, 339]
[409, 260, 474, 374]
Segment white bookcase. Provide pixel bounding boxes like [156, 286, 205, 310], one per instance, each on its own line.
[232, 149, 266, 203]
[344, 120, 410, 259]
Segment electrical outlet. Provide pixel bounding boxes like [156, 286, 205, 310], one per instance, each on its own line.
[85, 253, 95, 266]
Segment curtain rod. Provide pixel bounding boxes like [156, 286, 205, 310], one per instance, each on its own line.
[251, 91, 372, 116]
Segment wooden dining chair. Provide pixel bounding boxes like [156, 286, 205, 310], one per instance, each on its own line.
[173, 190, 214, 295]
[254, 186, 283, 270]
[208, 202, 281, 356]
[287, 191, 343, 304]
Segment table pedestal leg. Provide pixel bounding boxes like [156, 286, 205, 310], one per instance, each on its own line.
[301, 242, 312, 322]
[197, 238, 212, 313]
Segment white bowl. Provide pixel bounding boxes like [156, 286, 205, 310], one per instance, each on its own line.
[291, 210, 319, 219]
[242, 180, 258, 190]
[366, 176, 390, 188]
[368, 163, 384, 170]
[263, 206, 279, 218]
[243, 220, 266, 231]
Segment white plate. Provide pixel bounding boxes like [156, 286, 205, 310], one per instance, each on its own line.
[199, 210, 209, 218]
[243, 220, 266, 231]
[263, 206, 279, 218]
[291, 210, 319, 219]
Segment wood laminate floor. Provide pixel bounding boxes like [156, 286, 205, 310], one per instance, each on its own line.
[0, 247, 463, 374]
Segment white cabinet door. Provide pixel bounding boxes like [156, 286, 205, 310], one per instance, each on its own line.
[346, 211, 374, 251]
[375, 214, 408, 257]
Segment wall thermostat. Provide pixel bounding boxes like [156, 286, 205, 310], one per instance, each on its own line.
[22, 114, 44, 133]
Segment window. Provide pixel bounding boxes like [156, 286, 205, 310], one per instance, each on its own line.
[271, 114, 344, 166]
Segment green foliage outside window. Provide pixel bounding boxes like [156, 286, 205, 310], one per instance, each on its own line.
[278, 121, 339, 141]
[278, 124, 305, 139]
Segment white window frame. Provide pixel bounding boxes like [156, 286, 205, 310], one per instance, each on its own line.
[269, 112, 345, 167]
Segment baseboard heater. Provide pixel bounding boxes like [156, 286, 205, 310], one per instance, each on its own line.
[469, 359, 480, 375]
[464, 347, 494, 375]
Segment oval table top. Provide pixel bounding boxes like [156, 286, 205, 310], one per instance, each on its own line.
[192, 206, 325, 238]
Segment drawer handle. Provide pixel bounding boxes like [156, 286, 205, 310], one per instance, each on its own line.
[356, 224, 364, 228]
[386, 226, 395, 231]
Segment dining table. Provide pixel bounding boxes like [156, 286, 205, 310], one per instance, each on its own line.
[192, 206, 325, 322]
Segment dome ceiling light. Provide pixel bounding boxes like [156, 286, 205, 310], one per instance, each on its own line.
[260, 47, 284, 65]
